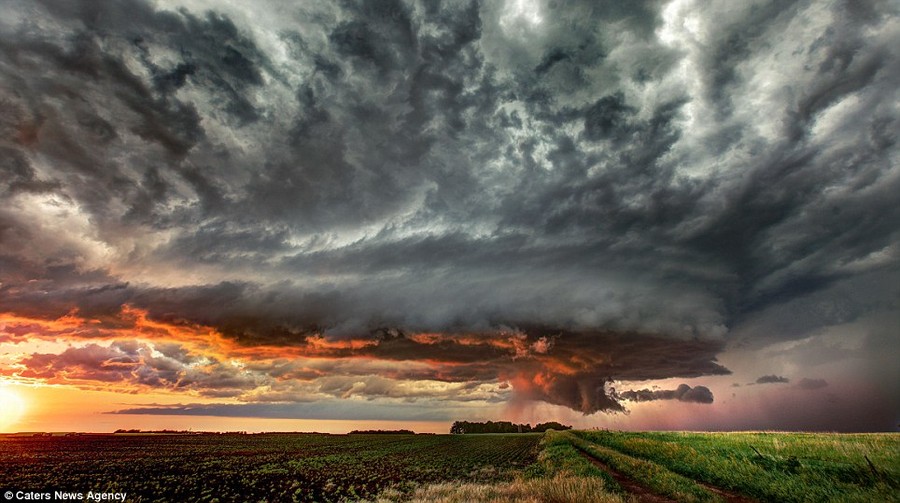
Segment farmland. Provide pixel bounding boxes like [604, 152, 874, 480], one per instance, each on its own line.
[0, 433, 540, 502]
[413, 431, 899, 502]
[1, 431, 897, 502]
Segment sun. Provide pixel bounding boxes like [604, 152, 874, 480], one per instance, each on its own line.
[0, 388, 26, 431]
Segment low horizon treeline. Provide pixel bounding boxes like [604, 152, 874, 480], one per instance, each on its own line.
[114, 429, 195, 434]
[112, 429, 249, 435]
[348, 429, 416, 434]
[450, 421, 572, 434]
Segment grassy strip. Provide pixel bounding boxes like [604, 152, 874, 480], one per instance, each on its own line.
[533, 430, 623, 486]
[389, 474, 630, 503]
[371, 432, 630, 503]
[565, 432, 723, 503]
[574, 430, 900, 503]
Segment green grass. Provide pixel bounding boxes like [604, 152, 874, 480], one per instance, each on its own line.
[565, 432, 721, 502]
[534, 430, 620, 483]
[384, 432, 628, 503]
[573, 430, 900, 503]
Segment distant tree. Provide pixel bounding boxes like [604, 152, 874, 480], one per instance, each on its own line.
[449, 420, 570, 434]
[348, 429, 415, 435]
[532, 422, 572, 432]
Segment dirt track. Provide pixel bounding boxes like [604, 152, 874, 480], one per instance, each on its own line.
[576, 449, 758, 503]
[577, 449, 677, 503]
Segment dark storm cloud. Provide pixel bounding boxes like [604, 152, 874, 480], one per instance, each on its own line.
[756, 375, 790, 384]
[674, 0, 900, 318]
[4, 313, 728, 413]
[360, 330, 729, 413]
[1, 0, 898, 419]
[31, 0, 269, 126]
[620, 384, 714, 404]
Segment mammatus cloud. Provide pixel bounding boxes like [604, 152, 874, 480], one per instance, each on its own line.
[1, 0, 898, 424]
[620, 384, 714, 404]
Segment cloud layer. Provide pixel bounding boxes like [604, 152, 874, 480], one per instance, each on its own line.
[620, 384, 714, 404]
[1, 0, 898, 424]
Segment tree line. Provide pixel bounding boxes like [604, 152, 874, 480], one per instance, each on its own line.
[449, 421, 571, 434]
[348, 429, 415, 435]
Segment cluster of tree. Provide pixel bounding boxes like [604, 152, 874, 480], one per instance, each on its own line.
[449, 421, 572, 434]
[348, 429, 415, 435]
[113, 429, 199, 434]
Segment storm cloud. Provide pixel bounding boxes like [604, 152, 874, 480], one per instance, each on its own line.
[620, 384, 715, 404]
[756, 375, 791, 384]
[1, 0, 898, 424]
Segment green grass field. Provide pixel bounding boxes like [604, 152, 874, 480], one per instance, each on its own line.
[1, 431, 897, 502]
[569, 430, 900, 503]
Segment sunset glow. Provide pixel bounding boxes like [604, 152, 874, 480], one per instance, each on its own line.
[0, 388, 26, 431]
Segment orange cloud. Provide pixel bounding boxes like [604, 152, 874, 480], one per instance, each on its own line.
[1, 306, 729, 414]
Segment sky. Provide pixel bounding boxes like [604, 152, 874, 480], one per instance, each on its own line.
[0, 0, 898, 433]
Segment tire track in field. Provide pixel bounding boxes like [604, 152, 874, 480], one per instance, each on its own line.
[693, 481, 758, 503]
[575, 447, 758, 503]
[575, 447, 677, 503]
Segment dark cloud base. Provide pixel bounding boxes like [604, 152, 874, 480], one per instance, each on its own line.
[620, 384, 714, 404]
[2, 309, 729, 414]
[756, 375, 790, 385]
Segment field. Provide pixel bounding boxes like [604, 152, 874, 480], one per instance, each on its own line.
[567, 430, 900, 502]
[0, 433, 540, 502]
[1, 431, 897, 502]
